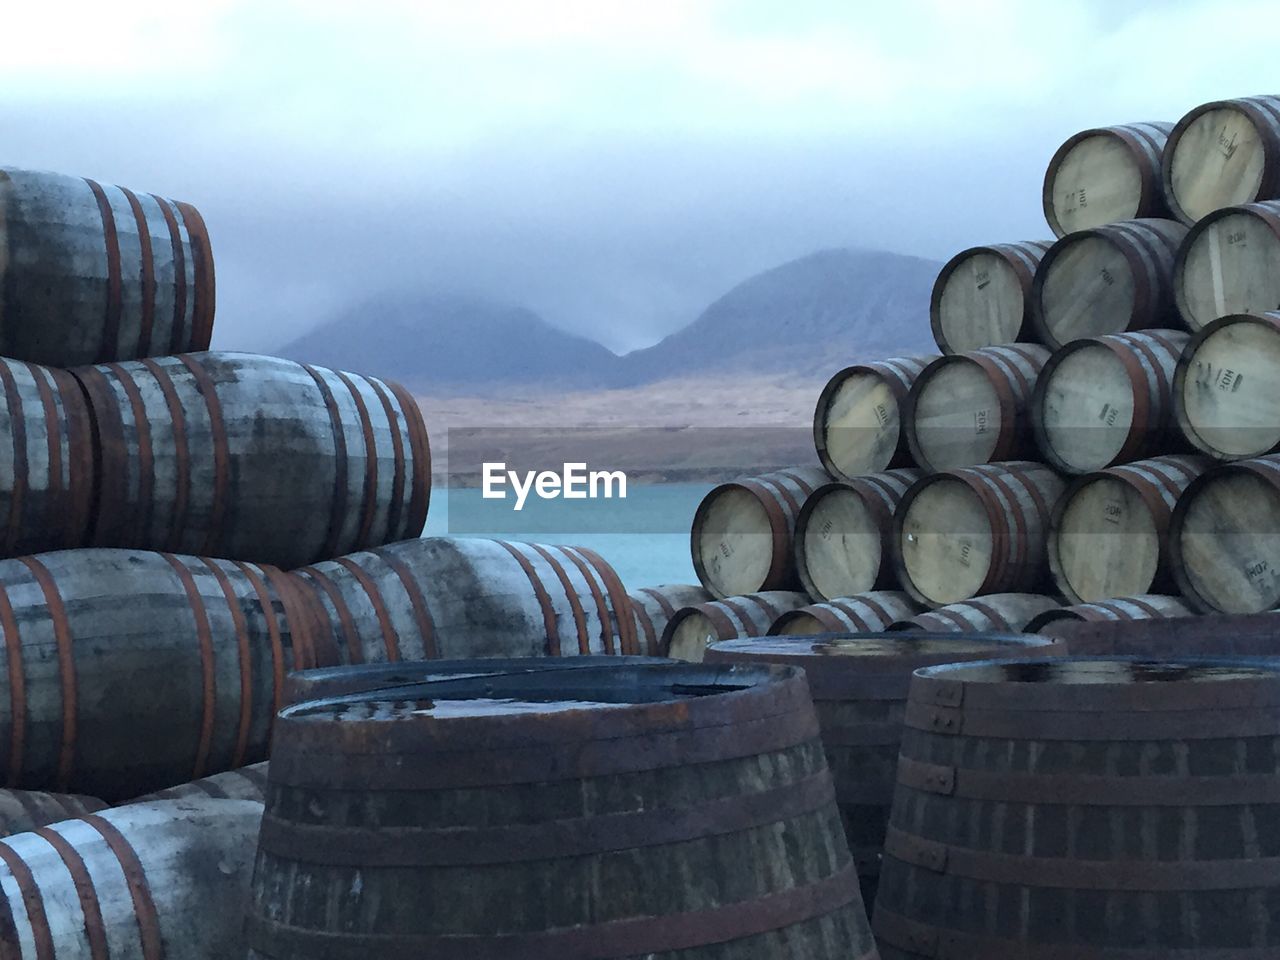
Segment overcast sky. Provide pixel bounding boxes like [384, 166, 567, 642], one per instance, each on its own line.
[2, 0, 1275, 352]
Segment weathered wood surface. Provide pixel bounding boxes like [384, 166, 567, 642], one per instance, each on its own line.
[929, 243, 1051, 353]
[890, 594, 1060, 633]
[293, 537, 637, 664]
[1049, 455, 1210, 603]
[1163, 95, 1280, 224]
[814, 357, 934, 479]
[0, 798, 260, 959]
[794, 470, 919, 601]
[905, 345, 1049, 471]
[707, 634, 1060, 920]
[875, 658, 1280, 957]
[691, 466, 830, 598]
[1045, 610, 1280, 657]
[0, 167, 214, 366]
[628, 585, 711, 656]
[1175, 312, 1280, 460]
[1025, 594, 1196, 633]
[893, 462, 1066, 607]
[1032, 329, 1188, 474]
[249, 660, 876, 959]
[1171, 455, 1280, 613]
[1031, 218, 1188, 349]
[74, 351, 430, 569]
[1042, 123, 1174, 236]
[769, 592, 922, 636]
[125, 762, 269, 805]
[665, 592, 809, 662]
[0, 788, 106, 838]
[0, 548, 319, 800]
[1175, 200, 1280, 329]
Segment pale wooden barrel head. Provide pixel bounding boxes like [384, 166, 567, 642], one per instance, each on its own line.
[1180, 319, 1280, 458]
[899, 479, 993, 605]
[666, 610, 717, 662]
[821, 370, 901, 476]
[1055, 476, 1160, 602]
[777, 612, 825, 636]
[800, 487, 881, 600]
[1048, 134, 1144, 234]
[1039, 235, 1138, 344]
[911, 360, 1001, 470]
[1170, 107, 1269, 222]
[1178, 210, 1280, 329]
[1178, 470, 1280, 612]
[693, 487, 773, 598]
[1039, 343, 1133, 472]
[936, 252, 1025, 352]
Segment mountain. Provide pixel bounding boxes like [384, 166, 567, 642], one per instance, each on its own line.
[276, 295, 621, 391]
[618, 248, 940, 383]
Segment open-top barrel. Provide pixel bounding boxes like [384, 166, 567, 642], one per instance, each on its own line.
[1163, 95, 1280, 224]
[1042, 123, 1174, 236]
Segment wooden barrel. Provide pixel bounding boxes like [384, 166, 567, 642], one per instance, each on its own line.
[1045, 610, 1280, 657]
[1170, 455, 1280, 612]
[1042, 123, 1174, 236]
[929, 243, 1052, 353]
[1031, 329, 1189, 473]
[1175, 312, 1280, 459]
[706, 633, 1062, 917]
[665, 592, 809, 662]
[874, 657, 1280, 957]
[629, 585, 711, 656]
[294, 536, 637, 663]
[0, 167, 214, 366]
[74, 351, 430, 569]
[1163, 95, 1280, 224]
[1025, 595, 1196, 633]
[768, 592, 923, 635]
[0, 798, 259, 959]
[0, 358, 95, 558]
[248, 659, 877, 959]
[1174, 200, 1280, 329]
[0, 548, 321, 800]
[893, 462, 1067, 607]
[125, 762, 269, 805]
[904, 345, 1049, 471]
[889, 593, 1060, 632]
[814, 357, 934, 480]
[691, 466, 830, 598]
[1030, 218, 1189, 349]
[1049, 455, 1210, 603]
[0, 789, 106, 838]
[794, 470, 920, 601]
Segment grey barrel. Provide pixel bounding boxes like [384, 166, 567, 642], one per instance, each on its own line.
[0, 789, 106, 838]
[1163, 95, 1280, 224]
[1042, 122, 1174, 236]
[929, 242, 1052, 353]
[1174, 200, 1280, 330]
[0, 167, 214, 366]
[814, 357, 935, 479]
[769, 593, 923, 635]
[664, 591, 810, 662]
[1025, 595, 1197, 633]
[124, 762, 270, 805]
[628, 584, 712, 656]
[74, 351, 431, 569]
[890, 594, 1061, 633]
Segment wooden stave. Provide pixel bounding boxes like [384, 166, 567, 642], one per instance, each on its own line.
[1042, 123, 1175, 237]
[874, 656, 1280, 956]
[628, 585, 712, 657]
[1173, 200, 1280, 331]
[249, 661, 876, 959]
[665, 592, 810, 662]
[124, 762, 270, 805]
[890, 594, 1060, 633]
[903, 345, 1051, 473]
[768, 592, 923, 636]
[691, 466, 831, 599]
[793, 470, 920, 601]
[74, 351, 430, 569]
[1031, 329, 1189, 474]
[1025, 595, 1197, 633]
[1174, 311, 1280, 460]
[814, 357, 935, 480]
[293, 537, 638, 664]
[928, 243, 1052, 355]
[1162, 95, 1280, 225]
[1030, 219, 1190, 350]
[0, 167, 215, 366]
[1048, 455, 1211, 604]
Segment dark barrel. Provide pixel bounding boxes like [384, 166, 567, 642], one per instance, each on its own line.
[74, 351, 430, 569]
[0, 788, 106, 837]
[706, 633, 1062, 917]
[875, 657, 1280, 958]
[247, 659, 877, 959]
[292, 537, 637, 664]
[0, 167, 214, 366]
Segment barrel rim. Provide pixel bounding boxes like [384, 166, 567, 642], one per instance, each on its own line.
[1041, 124, 1169, 238]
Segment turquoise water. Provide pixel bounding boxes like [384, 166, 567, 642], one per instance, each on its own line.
[423, 482, 714, 589]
